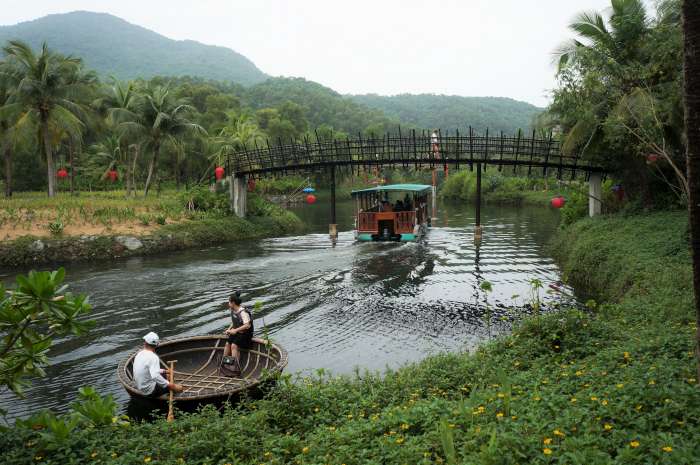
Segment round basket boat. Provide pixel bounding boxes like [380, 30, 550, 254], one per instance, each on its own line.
[117, 335, 288, 403]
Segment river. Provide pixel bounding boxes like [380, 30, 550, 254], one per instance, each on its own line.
[0, 198, 576, 420]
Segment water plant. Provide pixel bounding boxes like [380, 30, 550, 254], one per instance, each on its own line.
[479, 280, 494, 337]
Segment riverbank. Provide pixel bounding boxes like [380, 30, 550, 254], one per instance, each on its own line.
[0, 190, 304, 268]
[1, 211, 698, 464]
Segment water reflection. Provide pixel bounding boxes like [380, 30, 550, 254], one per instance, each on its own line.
[0, 199, 575, 420]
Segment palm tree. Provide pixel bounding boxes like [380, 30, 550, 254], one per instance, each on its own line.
[682, 0, 700, 380]
[0, 70, 16, 198]
[555, 0, 649, 72]
[0, 41, 96, 197]
[94, 79, 138, 195]
[124, 83, 205, 196]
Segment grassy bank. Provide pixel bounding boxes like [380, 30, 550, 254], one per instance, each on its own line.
[0, 189, 304, 268]
[1, 211, 698, 464]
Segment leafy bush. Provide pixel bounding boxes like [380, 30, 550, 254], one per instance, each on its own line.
[47, 221, 64, 236]
[155, 214, 166, 225]
[179, 185, 229, 213]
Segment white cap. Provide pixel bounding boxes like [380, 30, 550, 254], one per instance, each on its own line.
[143, 331, 160, 346]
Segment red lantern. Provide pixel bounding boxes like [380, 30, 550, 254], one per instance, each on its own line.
[57, 168, 68, 179]
[646, 153, 659, 164]
[214, 166, 225, 180]
[305, 194, 317, 204]
[107, 170, 118, 182]
[551, 196, 566, 209]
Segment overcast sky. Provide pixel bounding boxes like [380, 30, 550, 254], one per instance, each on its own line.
[1, 0, 655, 107]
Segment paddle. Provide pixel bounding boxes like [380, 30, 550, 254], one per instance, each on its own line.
[167, 360, 176, 422]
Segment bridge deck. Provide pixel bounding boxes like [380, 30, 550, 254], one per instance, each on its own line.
[227, 130, 605, 179]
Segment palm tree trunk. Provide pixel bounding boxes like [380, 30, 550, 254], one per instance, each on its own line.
[125, 143, 132, 197]
[131, 144, 140, 197]
[41, 120, 56, 197]
[682, 0, 700, 381]
[3, 140, 12, 198]
[68, 140, 75, 196]
[144, 141, 159, 197]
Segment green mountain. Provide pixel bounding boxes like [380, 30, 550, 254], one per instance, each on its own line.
[243, 77, 401, 136]
[349, 94, 542, 134]
[0, 11, 268, 85]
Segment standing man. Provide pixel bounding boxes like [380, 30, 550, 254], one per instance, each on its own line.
[132, 332, 183, 397]
[431, 129, 448, 177]
[223, 292, 254, 376]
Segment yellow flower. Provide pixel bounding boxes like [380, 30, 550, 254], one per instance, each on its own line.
[648, 380, 656, 385]
[543, 448, 553, 455]
[543, 438, 552, 445]
[302, 446, 310, 454]
[328, 426, 336, 431]
[34, 457, 43, 462]
[553, 429, 565, 437]
[688, 378, 697, 384]
[314, 407, 319, 412]
[346, 413, 353, 419]
[91, 452, 98, 458]
[662, 446, 673, 452]
[511, 415, 517, 420]
[144, 458, 152, 463]
[575, 370, 583, 376]
[395, 437, 404, 445]
[400, 423, 409, 430]
[604, 423, 613, 431]
[602, 400, 609, 406]
[570, 397, 577, 403]
[590, 396, 598, 401]
[623, 351, 630, 359]
[478, 405, 486, 413]
[630, 441, 640, 448]
[635, 404, 642, 411]
[264, 452, 272, 458]
[534, 396, 541, 401]
[111, 453, 118, 458]
[616, 383, 624, 388]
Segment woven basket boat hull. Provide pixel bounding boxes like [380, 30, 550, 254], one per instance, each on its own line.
[117, 335, 288, 404]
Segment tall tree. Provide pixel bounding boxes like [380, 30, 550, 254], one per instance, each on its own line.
[0, 69, 15, 198]
[682, 0, 700, 380]
[94, 79, 138, 195]
[124, 83, 205, 196]
[0, 41, 96, 197]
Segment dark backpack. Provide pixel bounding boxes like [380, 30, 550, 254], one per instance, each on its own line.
[219, 355, 241, 377]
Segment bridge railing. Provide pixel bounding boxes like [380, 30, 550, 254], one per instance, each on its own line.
[227, 130, 605, 179]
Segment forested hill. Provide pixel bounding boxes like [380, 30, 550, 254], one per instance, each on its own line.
[0, 11, 268, 85]
[349, 94, 542, 134]
[243, 78, 400, 136]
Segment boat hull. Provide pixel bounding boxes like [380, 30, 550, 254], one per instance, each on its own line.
[356, 224, 427, 242]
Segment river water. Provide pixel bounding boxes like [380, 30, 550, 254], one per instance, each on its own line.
[0, 199, 576, 420]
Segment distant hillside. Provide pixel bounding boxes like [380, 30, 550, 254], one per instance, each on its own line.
[349, 94, 542, 134]
[0, 11, 268, 85]
[243, 77, 401, 136]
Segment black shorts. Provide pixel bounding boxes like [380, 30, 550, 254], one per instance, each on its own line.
[228, 332, 253, 349]
[147, 383, 170, 398]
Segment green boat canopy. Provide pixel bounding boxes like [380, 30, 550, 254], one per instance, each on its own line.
[351, 184, 432, 196]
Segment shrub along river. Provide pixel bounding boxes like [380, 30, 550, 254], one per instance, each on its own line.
[0, 198, 578, 420]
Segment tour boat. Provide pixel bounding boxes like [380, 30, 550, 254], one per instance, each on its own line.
[117, 335, 287, 404]
[351, 184, 432, 242]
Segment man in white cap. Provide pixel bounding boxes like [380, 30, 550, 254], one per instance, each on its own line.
[132, 331, 183, 397]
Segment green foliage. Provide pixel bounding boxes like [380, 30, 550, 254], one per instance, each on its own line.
[547, 0, 685, 206]
[179, 185, 229, 213]
[0, 268, 92, 400]
[47, 221, 64, 236]
[559, 190, 588, 226]
[350, 94, 541, 134]
[69, 387, 118, 427]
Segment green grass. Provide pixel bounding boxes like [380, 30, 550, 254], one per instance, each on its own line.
[0, 211, 698, 464]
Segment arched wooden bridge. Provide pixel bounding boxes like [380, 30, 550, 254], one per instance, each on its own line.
[224, 129, 608, 236]
[226, 129, 606, 179]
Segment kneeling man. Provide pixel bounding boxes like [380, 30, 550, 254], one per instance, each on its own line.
[133, 331, 183, 397]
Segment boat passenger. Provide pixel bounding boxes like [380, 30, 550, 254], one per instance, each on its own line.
[132, 332, 183, 397]
[395, 200, 404, 211]
[224, 291, 254, 374]
[381, 200, 393, 212]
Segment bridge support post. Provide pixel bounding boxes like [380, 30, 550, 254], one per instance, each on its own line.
[474, 163, 483, 241]
[229, 174, 247, 218]
[589, 173, 602, 217]
[330, 165, 337, 238]
[431, 170, 438, 221]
